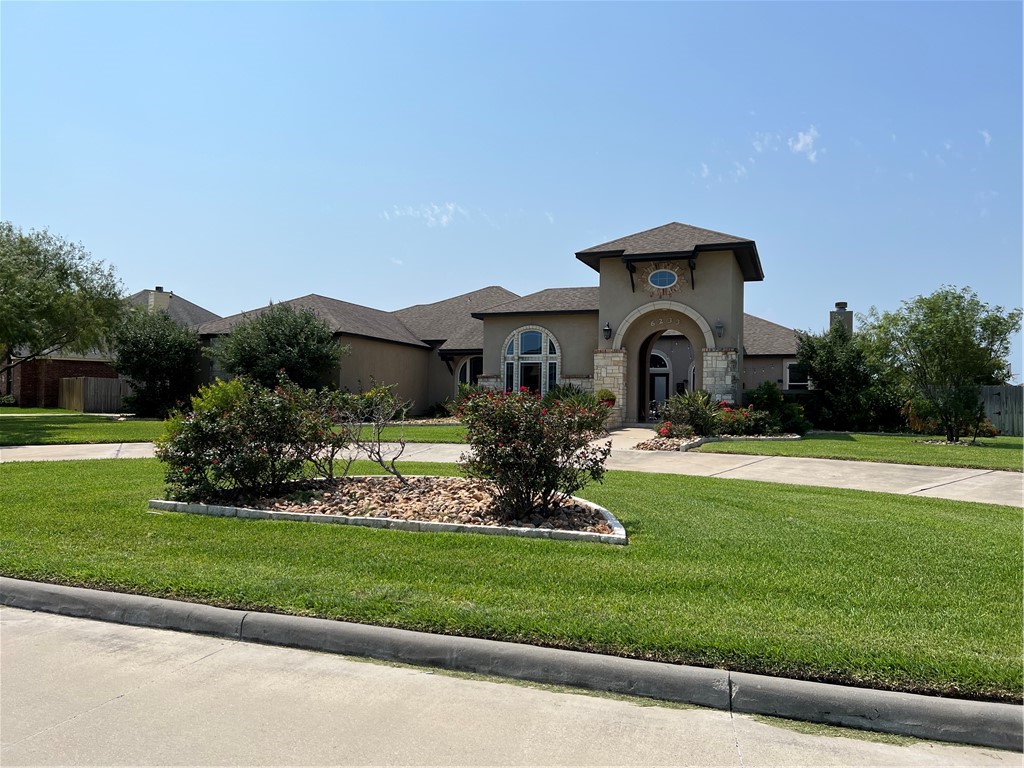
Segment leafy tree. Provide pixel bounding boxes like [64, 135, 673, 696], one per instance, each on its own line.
[215, 303, 345, 389]
[860, 286, 1022, 442]
[0, 222, 124, 375]
[796, 322, 874, 430]
[111, 308, 202, 418]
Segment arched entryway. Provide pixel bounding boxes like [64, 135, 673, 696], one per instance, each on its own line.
[613, 302, 715, 423]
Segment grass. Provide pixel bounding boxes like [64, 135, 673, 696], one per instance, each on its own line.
[694, 432, 1023, 472]
[1, 458, 1019, 703]
[0, 414, 467, 447]
[366, 424, 466, 443]
[0, 414, 167, 446]
[0, 406, 79, 415]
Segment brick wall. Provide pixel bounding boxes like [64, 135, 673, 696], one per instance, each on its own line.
[11, 359, 119, 408]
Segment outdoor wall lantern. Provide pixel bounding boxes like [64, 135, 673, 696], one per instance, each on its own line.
[714, 320, 725, 338]
[602, 322, 613, 340]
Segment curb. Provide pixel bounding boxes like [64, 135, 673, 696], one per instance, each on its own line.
[1, 576, 1020, 752]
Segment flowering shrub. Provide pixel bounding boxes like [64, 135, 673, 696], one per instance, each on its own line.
[156, 377, 311, 501]
[457, 388, 611, 519]
[656, 420, 694, 439]
[718, 404, 777, 436]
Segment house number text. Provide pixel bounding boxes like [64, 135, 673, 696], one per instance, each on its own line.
[649, 317, 681, 328]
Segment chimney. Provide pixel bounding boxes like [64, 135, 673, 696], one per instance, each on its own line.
[148, 286, 172, 312]
[829, 301, 853, 334]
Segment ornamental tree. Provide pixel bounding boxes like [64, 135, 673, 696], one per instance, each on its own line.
[860, 286, 1022, 442]
[0, 221, 125, 376]
[111, 308, 202, 418]
[457, 388, 610, 520]
[214, 302, 346, 389]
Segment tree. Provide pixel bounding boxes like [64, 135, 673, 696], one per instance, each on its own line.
[796, 322, 874, 430]
[215, 303, 345, 389]
[860, 286, 1022, 442]
[111, 308, 202, 418]
[0, 222, 125, 376]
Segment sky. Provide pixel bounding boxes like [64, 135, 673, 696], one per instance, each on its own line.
[3, 1, 1022, 376]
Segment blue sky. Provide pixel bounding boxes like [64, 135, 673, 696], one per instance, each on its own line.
[3, 1, 1021, 375]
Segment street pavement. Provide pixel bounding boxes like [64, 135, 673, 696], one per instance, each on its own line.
[2, 429, 1021, 506]
[1, 606, 1013, 767]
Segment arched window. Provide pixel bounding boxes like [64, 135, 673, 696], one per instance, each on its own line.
[457, 356, 483, 388]
[501, 326, 561, 394]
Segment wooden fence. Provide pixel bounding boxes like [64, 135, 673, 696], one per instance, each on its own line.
[59, 377, 134, 414]
[981, 385, 1023, 437]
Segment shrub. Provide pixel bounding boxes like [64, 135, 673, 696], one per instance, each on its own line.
[156, 377, 311, 501]
[778, 401, 812, 436]
[0, 394, 15, 405]
[458, 388, 611, 520]
[656, 420, 694, 439]
[744, 382, 811, 435]
[660, 390, 722, 437]
[718, 405, 777, 436]
[542, 383, 602, 410]
[595, 388, 616, 404]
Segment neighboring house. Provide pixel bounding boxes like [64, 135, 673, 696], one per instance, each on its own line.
[196, 287, 518, 412]
[4, 287, 219, 408]
[198, 222, 814, 425]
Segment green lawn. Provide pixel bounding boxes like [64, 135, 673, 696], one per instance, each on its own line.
[0, 414, 167, 446]
[694, 432, 1023, 472]
[1, 458, 1019, 702]
[0, 406, 79, 415]
[0, 414, 467, 447]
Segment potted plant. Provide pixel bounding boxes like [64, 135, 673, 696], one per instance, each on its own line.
[596, 388, 617, 408]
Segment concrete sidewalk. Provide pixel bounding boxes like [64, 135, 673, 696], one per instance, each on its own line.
[3, 432, 1021, 506]
[4, 605, 1014, 766]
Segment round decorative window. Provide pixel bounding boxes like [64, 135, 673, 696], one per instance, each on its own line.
[648, 269, 677, 289]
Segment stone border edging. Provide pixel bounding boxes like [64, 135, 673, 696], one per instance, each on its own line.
[1, 577, 1019, 752]
[147, 489, 628, 546]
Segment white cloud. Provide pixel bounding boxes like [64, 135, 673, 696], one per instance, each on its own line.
[732, 161, 748, 179]
[390, 257, 404, 266]
[788, 125, 820, 162]
[390, 202, 467, 228]
[700, 162, 710, 179]
[544, 211, 554, 224]
[752, 132, 780, 153]
[980, 129, 992, 146]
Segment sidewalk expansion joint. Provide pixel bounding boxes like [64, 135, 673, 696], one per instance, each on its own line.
[909, 469, 995, 496]
[708, 455, 774, 478]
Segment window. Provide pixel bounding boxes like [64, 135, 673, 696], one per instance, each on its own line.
[648, 269, 678, 289]
[502, 326, 561, 394]
[457, 356, 483, 387]
[784, 360, 811, 390]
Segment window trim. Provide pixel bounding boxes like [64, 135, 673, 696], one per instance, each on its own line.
[501, 325, 561, 394]
[783, 359, 812, 390]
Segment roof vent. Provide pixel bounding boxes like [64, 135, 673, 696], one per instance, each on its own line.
[830, 301, 853, 333]
[155, 286, 164, 292]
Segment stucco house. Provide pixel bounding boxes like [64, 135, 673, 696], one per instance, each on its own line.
[200, 222, 818, 425]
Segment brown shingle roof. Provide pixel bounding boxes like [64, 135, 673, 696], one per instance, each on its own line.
[576, 222, 764, 281]
[197, 294, 429, 348]
[127, 289, 221, 328]
[743, 314, 799, 356]
[394, 286, 519, 352]
[472, 287, 600, 317]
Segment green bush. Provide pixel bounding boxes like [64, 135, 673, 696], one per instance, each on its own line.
[156, 376, 365, 501]
[542, 383, 601, 410]
[744, 383, 811, 435]
[458, 388, 610, 520]
[660, 390, 722, 437]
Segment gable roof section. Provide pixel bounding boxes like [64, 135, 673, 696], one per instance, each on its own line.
[394, 286, 519, 353]
[576, 222, 764, 281]
[127, 289, 221, 327]
[472, 287, 600, 318]
[197, 294, 429, 348]
[743, 314, 799, 356]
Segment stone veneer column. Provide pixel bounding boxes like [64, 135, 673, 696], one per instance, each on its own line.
[701, 348, 739, 404]
[593, 348, 627, 428]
